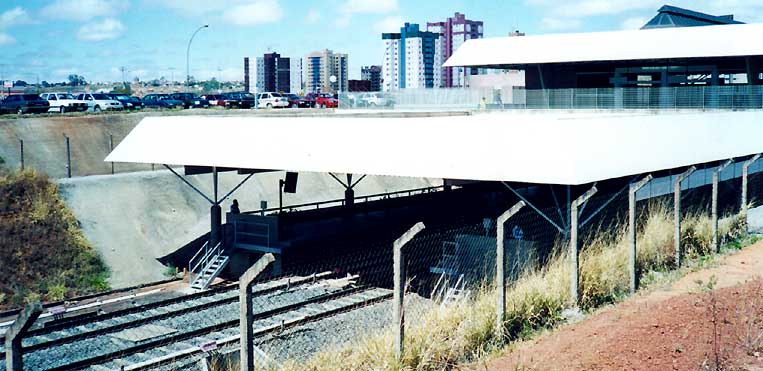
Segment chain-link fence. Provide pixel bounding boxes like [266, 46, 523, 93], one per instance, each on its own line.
[200, 158, 763, 371]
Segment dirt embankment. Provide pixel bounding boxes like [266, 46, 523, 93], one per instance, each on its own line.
[482, 241, 763, 371]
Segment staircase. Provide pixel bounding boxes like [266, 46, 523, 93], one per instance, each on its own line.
[189, 241, 229, 290]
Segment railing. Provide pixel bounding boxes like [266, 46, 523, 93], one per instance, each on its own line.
[338, 85, 763, 111]
[233, 220, 271, 247]
[243, 185, 448, 215]
[188, 240, 224, 285]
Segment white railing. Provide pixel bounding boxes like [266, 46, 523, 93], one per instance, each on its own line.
[188, 240, 223, 285]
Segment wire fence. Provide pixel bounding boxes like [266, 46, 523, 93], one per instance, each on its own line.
[203, 159, 763, 371]
[339, 85, 763, 111]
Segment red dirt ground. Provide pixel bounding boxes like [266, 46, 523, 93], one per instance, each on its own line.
[478, 242, 763, 371]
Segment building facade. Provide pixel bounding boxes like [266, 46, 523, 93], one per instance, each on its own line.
[290, 58, 303, 94]
[304, 49, 348, 93]
[255, 53, 291, 93]
[361, 65, 382, 91]
[382, 23, 442, 91]
[427, 12, 484, 88]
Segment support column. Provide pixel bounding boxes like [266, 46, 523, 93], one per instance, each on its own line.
[712, 160, 733, 253]
[629, 175, 652, 294]
[496, 201, 525, 338]
[393, 222, 425, 361]
[240, 253, 275, 371]
[742, 154, 761, 214]
[5, 302, 42, 371]
[674, 166, 696, 267]
[570, 186, 597, 307]
[64, 134, 71, 178]
[210, 204, 222, 248]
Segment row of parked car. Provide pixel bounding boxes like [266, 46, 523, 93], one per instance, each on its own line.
[0, 90, 343, 115]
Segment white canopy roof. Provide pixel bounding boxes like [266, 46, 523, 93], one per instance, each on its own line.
[106, 111, 763, 185]
[444, 23, 763, 67]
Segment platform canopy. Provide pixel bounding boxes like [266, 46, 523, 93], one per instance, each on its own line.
[106, 111, 763, 186]
[443, 23, 763, 68]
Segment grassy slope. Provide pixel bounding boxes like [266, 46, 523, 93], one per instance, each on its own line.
[0, 168, 109, 307]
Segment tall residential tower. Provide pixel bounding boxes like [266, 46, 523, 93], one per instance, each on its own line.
[382, 23, 443, 91]
[304, 49, 348, 93]
[427, 12, 484, 88]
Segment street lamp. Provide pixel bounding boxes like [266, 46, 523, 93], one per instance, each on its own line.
[186, 24, 209, 92]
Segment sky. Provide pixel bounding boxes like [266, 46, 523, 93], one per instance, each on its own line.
[2, 0, 763, 84]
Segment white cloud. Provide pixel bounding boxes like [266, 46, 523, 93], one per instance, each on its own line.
[540, 17, 582, 31]
[374, 15, 404, 34]
[41, 0, 130, 21]
[306, 9, 321, 23]
[77, 18, 126, 41]
[0, 7, 31, 27]
[343, 0, 398, 14]
[0, 33, 15, 45]
[222, 0, 283, 26]
[620, 16, 647, 30]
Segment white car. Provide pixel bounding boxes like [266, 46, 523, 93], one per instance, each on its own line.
[256, 92, 289, 108]
[357, 92, 390, 107]
[40, 92, 89, 113]
[75, 93, 123, 112]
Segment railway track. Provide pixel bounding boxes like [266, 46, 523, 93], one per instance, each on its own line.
[0, 274, 391, 371]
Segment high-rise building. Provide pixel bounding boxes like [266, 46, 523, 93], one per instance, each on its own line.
[304, 49, 348, 93]
[255, 52, 291, 93]
[244, 57, 250, 92]
[290, 58, 303, 94]
[361, 65, 382, 91]
[382, 23, 443, 91]
[427, 12, 484, 88]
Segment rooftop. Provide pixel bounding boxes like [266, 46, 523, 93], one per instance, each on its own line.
[642, 5, 743, 29]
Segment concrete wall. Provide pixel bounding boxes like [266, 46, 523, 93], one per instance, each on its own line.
[58, 170, 439, 288]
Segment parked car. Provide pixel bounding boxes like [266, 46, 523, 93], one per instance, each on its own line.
[40, 92, 89, 113]
[107, 94, 143, 110]
[315, 93, 338, 108]
[201, 94, 225, 106]
[75, 93, 123, 112]
[142, 94, 184, 109]
[0, 94, 50, 114]
[170, 93, 210, 109]
[302, 93, 318, 108]
[256, 92, 289, 108]
[356, 92, 391, 108]
[221, 92, 255, 109]
[284, 94, 311, 108]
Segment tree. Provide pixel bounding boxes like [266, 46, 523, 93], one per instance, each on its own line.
[41, 81, 50, 88]
[112, 82, 132, 95]
[14, 80, 28, 87]
[67, 74, 87, 87]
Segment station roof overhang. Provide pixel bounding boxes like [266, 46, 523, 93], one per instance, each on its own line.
[105, 111, 763, 186]
[443, 23, 763, 69]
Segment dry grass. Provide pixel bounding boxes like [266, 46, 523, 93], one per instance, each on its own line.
[216, 202, 751, 371]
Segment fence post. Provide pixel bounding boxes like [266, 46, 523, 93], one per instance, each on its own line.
[570, 186, 597, 307]
[5, 301, 42, 371]
[64, 134, 71, 178]
[742, 154, 761, 215]
[712, 160, 734, 253]
[674, 166, 697, 267]
[239, 253, 275, 371]
[393, 222, 425, 361]
[629, 175, 652, 294]
[109, 133, 114, 175]
[18, 139, 24, 170]
[496, 201, 525, 338]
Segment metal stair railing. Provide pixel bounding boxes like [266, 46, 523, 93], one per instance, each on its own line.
[188, 240, 224, 287]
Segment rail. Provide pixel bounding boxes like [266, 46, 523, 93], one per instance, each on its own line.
[244, 184, 447, 215]
[188, 240, 223, 286]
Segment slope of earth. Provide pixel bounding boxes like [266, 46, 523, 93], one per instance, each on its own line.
[481, 240, 763, 371]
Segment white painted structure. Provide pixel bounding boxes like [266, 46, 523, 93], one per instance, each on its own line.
[107, 111, 763, 186]
[444, 23, 763, 68]
[290, 58, 303, 94]
[382, 38, 400, 91]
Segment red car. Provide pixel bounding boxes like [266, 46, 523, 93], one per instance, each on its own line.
[304, 93, 337, 108]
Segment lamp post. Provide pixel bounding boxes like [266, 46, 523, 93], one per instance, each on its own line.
[186, 24, 209, 92]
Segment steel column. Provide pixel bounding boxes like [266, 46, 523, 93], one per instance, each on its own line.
[628, 175, 652, 294]
[496, 201, 525, 338]
[393, 222, 425, 361]
[570, 186, 597, 306]
[674, 166, 697, 267]
[18, 139, 23, 170]
[64, 135, 71, 178]
[712, 160, 734, 253]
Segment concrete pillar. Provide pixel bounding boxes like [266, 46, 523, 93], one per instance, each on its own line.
[344, 187, 355, 207]
[742, 154, 761, 215]
[628, 175, 652, 294]
[496, 201, 525, 338]
[393, 222, 425, 361]
[240, 253, 275, 371]
[569, 186, 597, 307]
[674, 166, 696, 267]
[712, 160, 733, 253]
[5, 302, 42, 371]
[210, 204, 222, 248]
